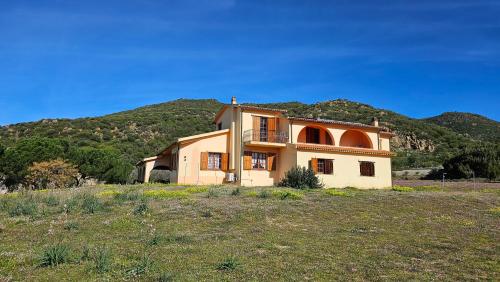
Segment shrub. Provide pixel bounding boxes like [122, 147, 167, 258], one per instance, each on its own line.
[8, 197, 38, 218]
[231, 187, 240, 196]
[279, 166, 323, 189]
[126, 254, 154, 277]
[143, 190, 189, 199]
[25, 159, 79, 190]
[272, 190, 303, 200]
[81, 194, 103, 214]
[94, 246, 112, 273]
[392, 186, 414, 192]
[257, 190, 271, 198]
[39, 244, 71, 267]
[44, 195, 60, 206]
[216, 256, 239, 271]
[149, 170, 171, 184]
[133, 199, 149, 216]
[325, 189, 350, 197]
[207, 188, 219, 198]
[64, 221, 79, 231]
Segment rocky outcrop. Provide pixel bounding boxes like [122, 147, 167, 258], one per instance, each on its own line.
[392, 132, 435, 152]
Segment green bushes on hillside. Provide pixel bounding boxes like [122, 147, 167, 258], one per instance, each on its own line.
[0, 137, 133, 190]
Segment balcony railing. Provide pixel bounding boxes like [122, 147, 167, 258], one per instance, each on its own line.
[243, 129, 288, 143]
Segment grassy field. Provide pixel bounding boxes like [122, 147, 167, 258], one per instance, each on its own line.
[0, 183, 499, 281]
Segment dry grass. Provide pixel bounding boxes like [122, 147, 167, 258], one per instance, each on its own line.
[0, 184, 499, 280]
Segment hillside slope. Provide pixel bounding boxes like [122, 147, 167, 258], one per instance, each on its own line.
[424, 112, 500, 143]
[0, 99, 494, 169]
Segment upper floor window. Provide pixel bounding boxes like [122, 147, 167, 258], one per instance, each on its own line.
[306, 127, 320, 143]
[360, 161, 375, 176]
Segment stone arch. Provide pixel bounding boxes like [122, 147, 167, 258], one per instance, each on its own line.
[339, 130, 373, 149]
[297, 126, 334, 145]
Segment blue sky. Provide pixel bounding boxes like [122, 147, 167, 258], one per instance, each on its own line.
[1, 0, 499, 125]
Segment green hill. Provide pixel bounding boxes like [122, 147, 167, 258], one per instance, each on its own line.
[0, 99, 496, 170]
[424, 112, 500, 143]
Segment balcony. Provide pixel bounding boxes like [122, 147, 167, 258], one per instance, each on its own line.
[243, 129, 288, 147]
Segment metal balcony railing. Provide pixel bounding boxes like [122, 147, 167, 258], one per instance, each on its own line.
[243, 129, 288, 143]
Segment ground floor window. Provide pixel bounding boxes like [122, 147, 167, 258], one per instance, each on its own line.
[208, 153, 222, 170]
[317, 159, 333, 174]
[252, 152, 267, 169]
[360, 161, 375, 176]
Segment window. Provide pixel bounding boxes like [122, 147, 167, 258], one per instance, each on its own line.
[306, 127, 320, 144]
[208, 153, 222, 170]
[360, 161, 375, 176]
[252, 152, 267, 169]
[316, 159, 333, 174]
[260, 117, 268, 141]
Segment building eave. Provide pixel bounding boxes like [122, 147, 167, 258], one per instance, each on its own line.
[295, 143, 396, 157]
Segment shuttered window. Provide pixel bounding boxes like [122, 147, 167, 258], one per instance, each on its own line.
[360, 161, 375, 176]
[312, 158, 333, 174]
[201, 152, 229, 171]
[252, 152, 267, 169]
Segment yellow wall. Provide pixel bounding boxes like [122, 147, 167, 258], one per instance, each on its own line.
[295, 150, 392, 189]
[176, 133, 229, 185]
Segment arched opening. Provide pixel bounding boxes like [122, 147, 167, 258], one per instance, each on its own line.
[297, 126, 334, 145]
[339, 130, 373, 149]
[153, 165, 170, 170]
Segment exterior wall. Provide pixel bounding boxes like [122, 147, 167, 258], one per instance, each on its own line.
[176, 133, 230, 185]
[290, 122, 380, 149]
[240, 146, 281, 186]
[217, 108, 233, 130]
[380, 137, 391, 151]
[296, 150, 392, 189]
[278, 143, 297, 180]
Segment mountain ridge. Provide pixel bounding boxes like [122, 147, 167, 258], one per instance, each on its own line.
[1, 98, 497, 170]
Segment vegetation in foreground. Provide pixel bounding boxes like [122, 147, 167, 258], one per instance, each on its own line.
[0, 183, 499, 280]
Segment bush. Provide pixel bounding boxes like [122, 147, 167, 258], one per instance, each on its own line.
[94, 246, 112, 273]
[231, 187, 240, 196]
[44, 195, 60, 206]
[133, 199, 149, 216]
[279, 166, 323, 189]
[8, 197, 38, 218]
[324, 189, 350, 197]
[257, 190, 271, 198]
[149, 170, 170, 184]
[81, 194, 103, 214]
[272, 190, 303, 200]
[25, 159, 79, 190]
[216, 256, 239, 271]
[39, 244, 71, 267]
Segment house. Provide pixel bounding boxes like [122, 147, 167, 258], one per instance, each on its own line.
[136, 97, 396, 188]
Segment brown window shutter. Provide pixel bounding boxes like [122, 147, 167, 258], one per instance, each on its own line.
[325, 159, 333, 174]
[267, 154, 276, 171]
[268, 118, 276, 142]
[311, 158, 318, 174]
[200, 152, 208, 170]
[243, 151, 252, 170]
[221, 153, 229, 172]
[252, 116, 260, 141]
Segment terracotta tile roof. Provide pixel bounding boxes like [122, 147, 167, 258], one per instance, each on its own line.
[288, 117, 391, 132]
[295, 143, 396, 157]
[240, 105, 288, 113]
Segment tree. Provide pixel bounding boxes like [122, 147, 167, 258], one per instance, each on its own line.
[25, 159, 79, 190]
[0, 138, 70, 190]
[440, 145, 500, 180]
[68, 147, 132, 184]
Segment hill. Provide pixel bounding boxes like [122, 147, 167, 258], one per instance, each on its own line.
[424, 112, 500, 143]
[0, 99, 496, 169]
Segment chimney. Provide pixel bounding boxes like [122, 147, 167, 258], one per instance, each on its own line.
[231, 96, 237, 105]
[371, 117, 379, 127]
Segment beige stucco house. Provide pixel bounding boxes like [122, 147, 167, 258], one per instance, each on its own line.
[137, 97, 396, 188]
